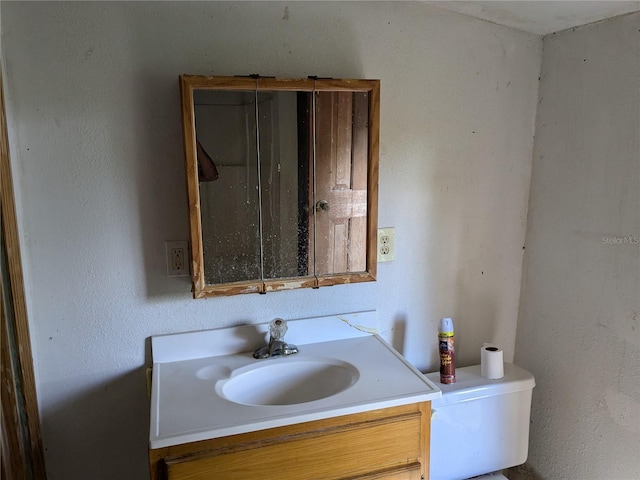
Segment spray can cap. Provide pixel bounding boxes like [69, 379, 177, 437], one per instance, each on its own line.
[438, 317, 454, 334]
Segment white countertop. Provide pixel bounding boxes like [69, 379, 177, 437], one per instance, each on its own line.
[149, 312, 441, 449]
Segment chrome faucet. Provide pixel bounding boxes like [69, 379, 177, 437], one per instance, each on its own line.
[253, 318, 299, 359]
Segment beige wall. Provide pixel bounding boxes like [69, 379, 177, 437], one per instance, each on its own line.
[516, 11, 640, 479]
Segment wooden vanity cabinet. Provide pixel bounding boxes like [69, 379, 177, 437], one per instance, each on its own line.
[149, 402, 430, 480]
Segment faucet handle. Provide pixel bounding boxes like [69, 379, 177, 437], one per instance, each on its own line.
[269, 318, 288, 340]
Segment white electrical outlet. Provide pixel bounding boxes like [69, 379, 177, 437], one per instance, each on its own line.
[377, 228, 395, 262]
[166, 241, 189, 277]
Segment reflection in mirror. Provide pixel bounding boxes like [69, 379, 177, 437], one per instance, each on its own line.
[181, 76, 379, 297]
[194, 90, 316, 285]
[312, 91, 369, 276]
[257, 91, 311, 281]
[194, 89, 261, 284]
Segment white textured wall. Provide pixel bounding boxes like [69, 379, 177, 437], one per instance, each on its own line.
[2, 2, 540, 479]
[516, 12, 640, 480]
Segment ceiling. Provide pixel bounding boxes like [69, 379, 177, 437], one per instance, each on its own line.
[426, 1, 640, 35]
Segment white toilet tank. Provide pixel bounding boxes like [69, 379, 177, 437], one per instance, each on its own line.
[425, 363, 535, 480]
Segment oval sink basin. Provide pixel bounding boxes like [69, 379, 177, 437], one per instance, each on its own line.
[217, 358, 359, 406]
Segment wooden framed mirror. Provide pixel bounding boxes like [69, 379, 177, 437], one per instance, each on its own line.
[179, 75, 379, 298]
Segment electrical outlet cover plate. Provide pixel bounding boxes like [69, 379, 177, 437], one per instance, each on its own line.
[377, 228, 395, 262]
[166, 241, 189, 277]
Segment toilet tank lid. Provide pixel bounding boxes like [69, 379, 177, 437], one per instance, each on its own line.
[424, 363, 535, 406]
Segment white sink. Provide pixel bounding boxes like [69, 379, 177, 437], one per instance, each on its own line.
[216, 358, 359, 406]
[149, 313, 442, 449]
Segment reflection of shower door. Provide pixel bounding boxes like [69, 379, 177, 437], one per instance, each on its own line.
[196, 99, 262, 284]
[196, 95, 289, 284]
[313, 91, 368, 275]
[257, 96, 282, 279]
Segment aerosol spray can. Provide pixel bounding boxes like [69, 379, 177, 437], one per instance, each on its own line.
[438, 317, 456, 384]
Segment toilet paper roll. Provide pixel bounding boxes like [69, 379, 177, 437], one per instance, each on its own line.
[481, 346, 504, 379]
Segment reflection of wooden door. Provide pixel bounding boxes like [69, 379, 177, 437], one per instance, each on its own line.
[313, 92, 368, 275]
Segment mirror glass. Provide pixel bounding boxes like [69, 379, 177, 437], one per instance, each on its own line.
[313, 91, 369, 276]
[181, 77, 379, 297]
[194, 89, 261, 284]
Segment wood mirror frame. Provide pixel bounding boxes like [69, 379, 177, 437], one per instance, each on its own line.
[180, 75, 379, 298]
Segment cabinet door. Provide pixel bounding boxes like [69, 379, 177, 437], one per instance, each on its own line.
[347, 462, 423, 480]
[164, 411, 422, 480]
[151, 402, 430, 480]
[166, 461, 423, 480]
[313, 91, 368, 275]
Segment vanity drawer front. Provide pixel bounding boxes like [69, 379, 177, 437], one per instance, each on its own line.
[348, 462, 423, 480]
[164, 409, 424, 480]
